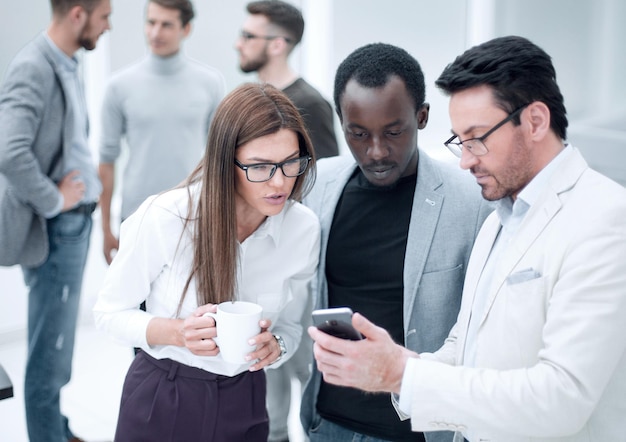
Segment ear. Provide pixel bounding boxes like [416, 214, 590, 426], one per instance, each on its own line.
[182, 22, 192, 38]
[417, 103, 430, 129]
[268, 37, 288, 57]
[68, 5, 88, 25]
[524, 101, 551, 141]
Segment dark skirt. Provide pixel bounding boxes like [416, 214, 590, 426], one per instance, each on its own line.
[114, 351, 268, 442]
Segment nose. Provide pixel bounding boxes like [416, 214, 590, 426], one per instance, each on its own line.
[268, 167, 286, 186]
[367, 135, 388, 161]
[149, 24, 161, 40]
[459, 146, 478, 170]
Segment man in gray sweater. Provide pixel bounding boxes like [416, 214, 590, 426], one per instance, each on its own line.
[99, 0, 225, 264]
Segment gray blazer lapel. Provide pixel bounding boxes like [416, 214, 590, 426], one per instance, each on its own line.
[403, 153, 445, 332]
[308, 158, 358, 310]
[34, 34, 72, 176]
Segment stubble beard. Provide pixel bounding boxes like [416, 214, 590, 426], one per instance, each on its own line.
[239, 51, 268, 74]
[480, 131, 533, 201]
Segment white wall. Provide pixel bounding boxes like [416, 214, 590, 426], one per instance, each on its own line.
[1, 0, 625, 339]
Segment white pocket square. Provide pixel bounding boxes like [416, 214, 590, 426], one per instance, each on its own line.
[507, 268, 542, 285]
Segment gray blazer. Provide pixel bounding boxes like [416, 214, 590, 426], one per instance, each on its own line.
[0, 33, 76, 267]
[300, 152, 492, 442]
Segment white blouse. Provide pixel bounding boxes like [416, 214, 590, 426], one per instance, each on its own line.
[93, 185, 320, 376]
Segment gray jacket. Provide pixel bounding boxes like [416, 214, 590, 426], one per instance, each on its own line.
[300, 152, 492, 442]
[0, 33, 76, 267]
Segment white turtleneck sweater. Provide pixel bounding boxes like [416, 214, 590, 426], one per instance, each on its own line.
[99, 52, 226, 219]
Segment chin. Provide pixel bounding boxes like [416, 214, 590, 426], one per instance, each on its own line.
[80, 38, 97, 51]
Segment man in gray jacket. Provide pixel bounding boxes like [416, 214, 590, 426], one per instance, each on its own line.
[300, 43, 491, 442]
[0, 1, 111, 440]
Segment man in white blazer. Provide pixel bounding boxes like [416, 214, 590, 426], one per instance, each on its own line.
[307, 36, 626, 442]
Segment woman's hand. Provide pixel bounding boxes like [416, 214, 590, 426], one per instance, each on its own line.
[246, 319, 281, 371]
[182, 303, 220, 356]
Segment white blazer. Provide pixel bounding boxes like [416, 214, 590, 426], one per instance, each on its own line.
[405, 147, 626, 442]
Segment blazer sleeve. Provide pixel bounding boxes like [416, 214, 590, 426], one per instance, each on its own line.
[0, 57, 63, 215]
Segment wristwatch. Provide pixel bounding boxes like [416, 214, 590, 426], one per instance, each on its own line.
[272, 334, 287, 364]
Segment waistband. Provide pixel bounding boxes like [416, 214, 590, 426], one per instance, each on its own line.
[66, 202, 97, 216]
[138, 350, 248, 382]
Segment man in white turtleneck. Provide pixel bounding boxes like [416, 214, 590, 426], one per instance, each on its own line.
[98, 0, 225, 265]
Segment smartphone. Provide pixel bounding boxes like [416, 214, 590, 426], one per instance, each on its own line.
[312, 307, 363, 341]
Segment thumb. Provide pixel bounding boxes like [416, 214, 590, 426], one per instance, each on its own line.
[352, 312, 379, 339]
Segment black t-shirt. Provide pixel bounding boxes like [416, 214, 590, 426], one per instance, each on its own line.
[316, 169, 425, 441]
[283, 78, 339, 159]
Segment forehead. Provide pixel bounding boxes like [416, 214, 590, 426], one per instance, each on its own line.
[340, 76, 414, 124]
[449, 85, 501, 134]
[242, 13, 270, 32]
[237, 129, 299, 160]
[146, 2, 182, 23]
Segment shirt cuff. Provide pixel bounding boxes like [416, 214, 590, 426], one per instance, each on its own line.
[398, 357, 419, 415]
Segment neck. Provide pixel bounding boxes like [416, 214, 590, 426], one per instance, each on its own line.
[235, 199, 266, 243]
[148, 50, 184, 74]
[47, 21, 79, 57]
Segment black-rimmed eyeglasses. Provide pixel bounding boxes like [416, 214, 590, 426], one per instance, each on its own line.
[239, 30, 292, 44]
[235, 156, 311, 183]
[444, 104, 530, 158]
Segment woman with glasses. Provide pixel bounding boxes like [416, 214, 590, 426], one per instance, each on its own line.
[94, 83, 320, 441]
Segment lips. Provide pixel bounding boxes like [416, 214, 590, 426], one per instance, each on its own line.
[365, 164, 394, 180]
[264, 193, 287, 206]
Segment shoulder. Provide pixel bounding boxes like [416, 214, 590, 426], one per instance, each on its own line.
[106, 59, 147, 88]
[4, 39, 55, 85]
[185, 58, 226, 84]
[284, 78, 330, 107]
[284, 200, 319, 225]
[314, 155, 354, 181]
[132, 186, 193, 226]
[420, 151, 481, 197]
[280, 201, 321, 240]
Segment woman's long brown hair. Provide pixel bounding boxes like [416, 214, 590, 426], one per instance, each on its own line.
[177, 83, 316, 312]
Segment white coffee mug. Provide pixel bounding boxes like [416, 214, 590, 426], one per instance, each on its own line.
[204, 301, 263, 364]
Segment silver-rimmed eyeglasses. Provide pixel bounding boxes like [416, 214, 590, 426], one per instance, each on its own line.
[444, 104, 530, 158]
[235, 155, 311, 183]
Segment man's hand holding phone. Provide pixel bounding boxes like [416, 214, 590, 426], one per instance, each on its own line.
[308, 310, 418, 394]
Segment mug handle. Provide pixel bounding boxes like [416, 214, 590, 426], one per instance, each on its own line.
[202, 312, 219, 345]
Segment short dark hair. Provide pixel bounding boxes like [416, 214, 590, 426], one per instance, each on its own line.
[334, 43, 426, 121]
[435, 35, 568, 140]
[150, 0, 195, 26]
[246, 0, 304, 45]
[50, 0, 102, 15]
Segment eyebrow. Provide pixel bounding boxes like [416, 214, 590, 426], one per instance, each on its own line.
[242, 151, 300, 163]
[347, 119, 404, 130]
[450, 123, 492, 137]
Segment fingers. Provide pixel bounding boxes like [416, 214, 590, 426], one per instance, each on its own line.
[59, 171, 86, 210]
[247, 330, 278, 371]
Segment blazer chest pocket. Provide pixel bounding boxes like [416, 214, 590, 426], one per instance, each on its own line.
[503, 275, 547, 356]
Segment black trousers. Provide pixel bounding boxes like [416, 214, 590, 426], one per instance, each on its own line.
[115, 351, 268, 441]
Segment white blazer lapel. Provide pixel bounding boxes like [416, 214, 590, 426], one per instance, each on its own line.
[478, 148, 587, 325]
[456, 213, 500, 363]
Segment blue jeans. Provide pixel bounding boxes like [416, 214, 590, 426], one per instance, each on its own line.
[308, 417, 395, 442]
[22, 211, 92, 442]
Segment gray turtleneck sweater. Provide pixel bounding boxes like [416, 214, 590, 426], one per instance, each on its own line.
[99, 52, 225, 219]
